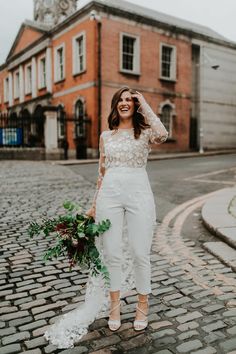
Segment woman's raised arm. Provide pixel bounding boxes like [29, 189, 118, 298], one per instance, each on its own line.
[132, 91, 168, 144]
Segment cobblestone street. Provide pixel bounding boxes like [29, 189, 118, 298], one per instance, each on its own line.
[0, 161, 236, 354]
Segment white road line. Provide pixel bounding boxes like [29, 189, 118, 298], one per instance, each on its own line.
[153, 188, 236, 291]
[188, 179, 235, 185]
[184, 166, 236, 181]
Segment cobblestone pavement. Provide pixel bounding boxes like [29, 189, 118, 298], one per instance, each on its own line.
[0, 161, 236, 354]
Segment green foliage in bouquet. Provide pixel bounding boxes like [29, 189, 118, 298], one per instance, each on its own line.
[28, 201, 111, 283]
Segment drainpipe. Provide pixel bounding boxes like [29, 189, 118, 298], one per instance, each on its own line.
[90, 10, 102, 156]
[97, 19, 102, 151]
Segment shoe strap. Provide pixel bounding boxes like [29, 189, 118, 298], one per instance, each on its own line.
[109, 301, 121, 315]
[136, 305, 148, 317]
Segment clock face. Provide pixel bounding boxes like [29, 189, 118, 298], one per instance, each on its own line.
[59, 0, 70, 10]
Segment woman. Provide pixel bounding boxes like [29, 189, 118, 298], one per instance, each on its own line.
[45, 87, 168, 348]
[86, 86, 168, 331]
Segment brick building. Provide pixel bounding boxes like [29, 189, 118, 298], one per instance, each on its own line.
[0, 0, 235, 159]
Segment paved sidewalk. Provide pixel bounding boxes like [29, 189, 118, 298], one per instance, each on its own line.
[202, 187, 236, 272]
[0, 161, 236, 354]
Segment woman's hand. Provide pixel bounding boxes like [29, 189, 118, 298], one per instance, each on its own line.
[85, 205, 96, 219]
[131, 91, 146, 106]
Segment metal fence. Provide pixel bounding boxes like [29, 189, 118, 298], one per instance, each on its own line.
[0, 112, 91, 159]
[0, 113, 45, 148]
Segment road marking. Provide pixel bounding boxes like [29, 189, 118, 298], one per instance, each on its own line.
[184, 167, 236, 181]
[153, 188, 236, 292]
[188, 179, 235, 185]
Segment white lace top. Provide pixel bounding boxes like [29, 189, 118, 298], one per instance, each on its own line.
[93, 101, 168, 202]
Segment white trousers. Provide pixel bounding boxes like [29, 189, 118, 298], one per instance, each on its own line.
[96, 167, 156, 295]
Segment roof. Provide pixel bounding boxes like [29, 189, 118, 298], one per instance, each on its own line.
[89, 0, 230, 42]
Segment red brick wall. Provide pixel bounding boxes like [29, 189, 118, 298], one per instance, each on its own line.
[100, 17, 192, 152]
[51, 19, 98, 149]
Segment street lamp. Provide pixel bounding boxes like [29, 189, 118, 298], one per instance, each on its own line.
[199, 46, 220, 154]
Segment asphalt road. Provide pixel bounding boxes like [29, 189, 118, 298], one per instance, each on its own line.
[68, 153, 236, 218]
[68, 153, 236, 247]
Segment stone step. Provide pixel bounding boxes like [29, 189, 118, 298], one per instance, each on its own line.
[201, 188, 236, 250]
[203, 241, 236, 272]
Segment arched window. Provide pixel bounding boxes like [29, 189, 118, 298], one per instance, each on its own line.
[162, 105, 172, 137]
[57, 105, 65, 139]
[159, 100, 176, 139]
[75, 99, 85, 138]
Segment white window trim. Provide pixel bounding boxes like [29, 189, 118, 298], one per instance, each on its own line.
[13, 70, 20, 99]
[72, 31, 86, 76]
[54, 43, 65, 83]
[38, 55, 47, 89]
[25, 63, 32, 95]
[120, 32, 140, 75]
[160, 43, 177, 81]
[4, 77, 9, 103]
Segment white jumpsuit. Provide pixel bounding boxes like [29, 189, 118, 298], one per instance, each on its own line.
[95, 102, 168, 294]
[44, 102, 168, 349]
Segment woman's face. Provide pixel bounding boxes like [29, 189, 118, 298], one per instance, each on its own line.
[117, 91, 135, 120]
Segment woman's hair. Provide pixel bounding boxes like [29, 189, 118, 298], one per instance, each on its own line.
[107, 86, 150, 139]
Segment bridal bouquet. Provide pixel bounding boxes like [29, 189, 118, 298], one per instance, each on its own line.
[28, 201, 111, 282]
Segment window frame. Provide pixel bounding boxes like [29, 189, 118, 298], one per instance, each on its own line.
[72, 31, 86, 76]
[13, 70, 20, 99]
[54, 43, 65, 83]
[38, 55, 47, 89]
[74, 99, 86, 138]
[120, 32, 140, 75]
[4, 77, 9, 103]
[160, 43, 177, 82]
[25, 63, 32, 95]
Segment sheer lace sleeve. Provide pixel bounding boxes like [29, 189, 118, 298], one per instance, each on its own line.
[137, 102, 168, 144]
[92, 134, 106, 208]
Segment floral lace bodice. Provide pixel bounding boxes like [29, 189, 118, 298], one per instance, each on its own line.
[93, 102, 168, 199]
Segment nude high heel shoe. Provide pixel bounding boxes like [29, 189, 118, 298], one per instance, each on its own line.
[108, 300, 121, 331]
[134, 299, 148, 331]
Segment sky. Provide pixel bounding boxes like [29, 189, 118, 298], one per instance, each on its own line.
[0, 0, 235, 65]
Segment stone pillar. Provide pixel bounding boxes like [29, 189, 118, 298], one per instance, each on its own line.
[8, 72, 13, 106]
[44, 110, 60, 159]
[32, 57, 37, 98]
[46, 47, 52, 93]
[19, 65, 24, 103]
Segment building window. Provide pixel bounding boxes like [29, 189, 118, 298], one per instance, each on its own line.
[25, 64, 32, 94]
[72, 32, 86, 75]
[4, 77, 9, 102]
[14, 71, 20, 99]
[120, 33, 140, 74]
[161, 105, 173, 138]
[57, 105, 66, 139]
[160, 44, 176, 81]
[38, 56, 46, 89]
[54, 44, 65, 82]
[75, 99, 85, 138]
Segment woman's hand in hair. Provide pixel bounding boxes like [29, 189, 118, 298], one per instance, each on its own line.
[131, 91, 146, 107]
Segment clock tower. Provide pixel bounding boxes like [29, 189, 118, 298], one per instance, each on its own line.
[34, 0, 77, 26]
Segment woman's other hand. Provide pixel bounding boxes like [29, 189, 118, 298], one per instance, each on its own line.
[85, 206, 96, 219]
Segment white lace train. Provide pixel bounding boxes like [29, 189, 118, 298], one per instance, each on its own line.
[44, 223, 136, 349]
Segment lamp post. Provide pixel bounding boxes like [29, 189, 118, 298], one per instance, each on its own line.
[199, 46, 219, 154]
